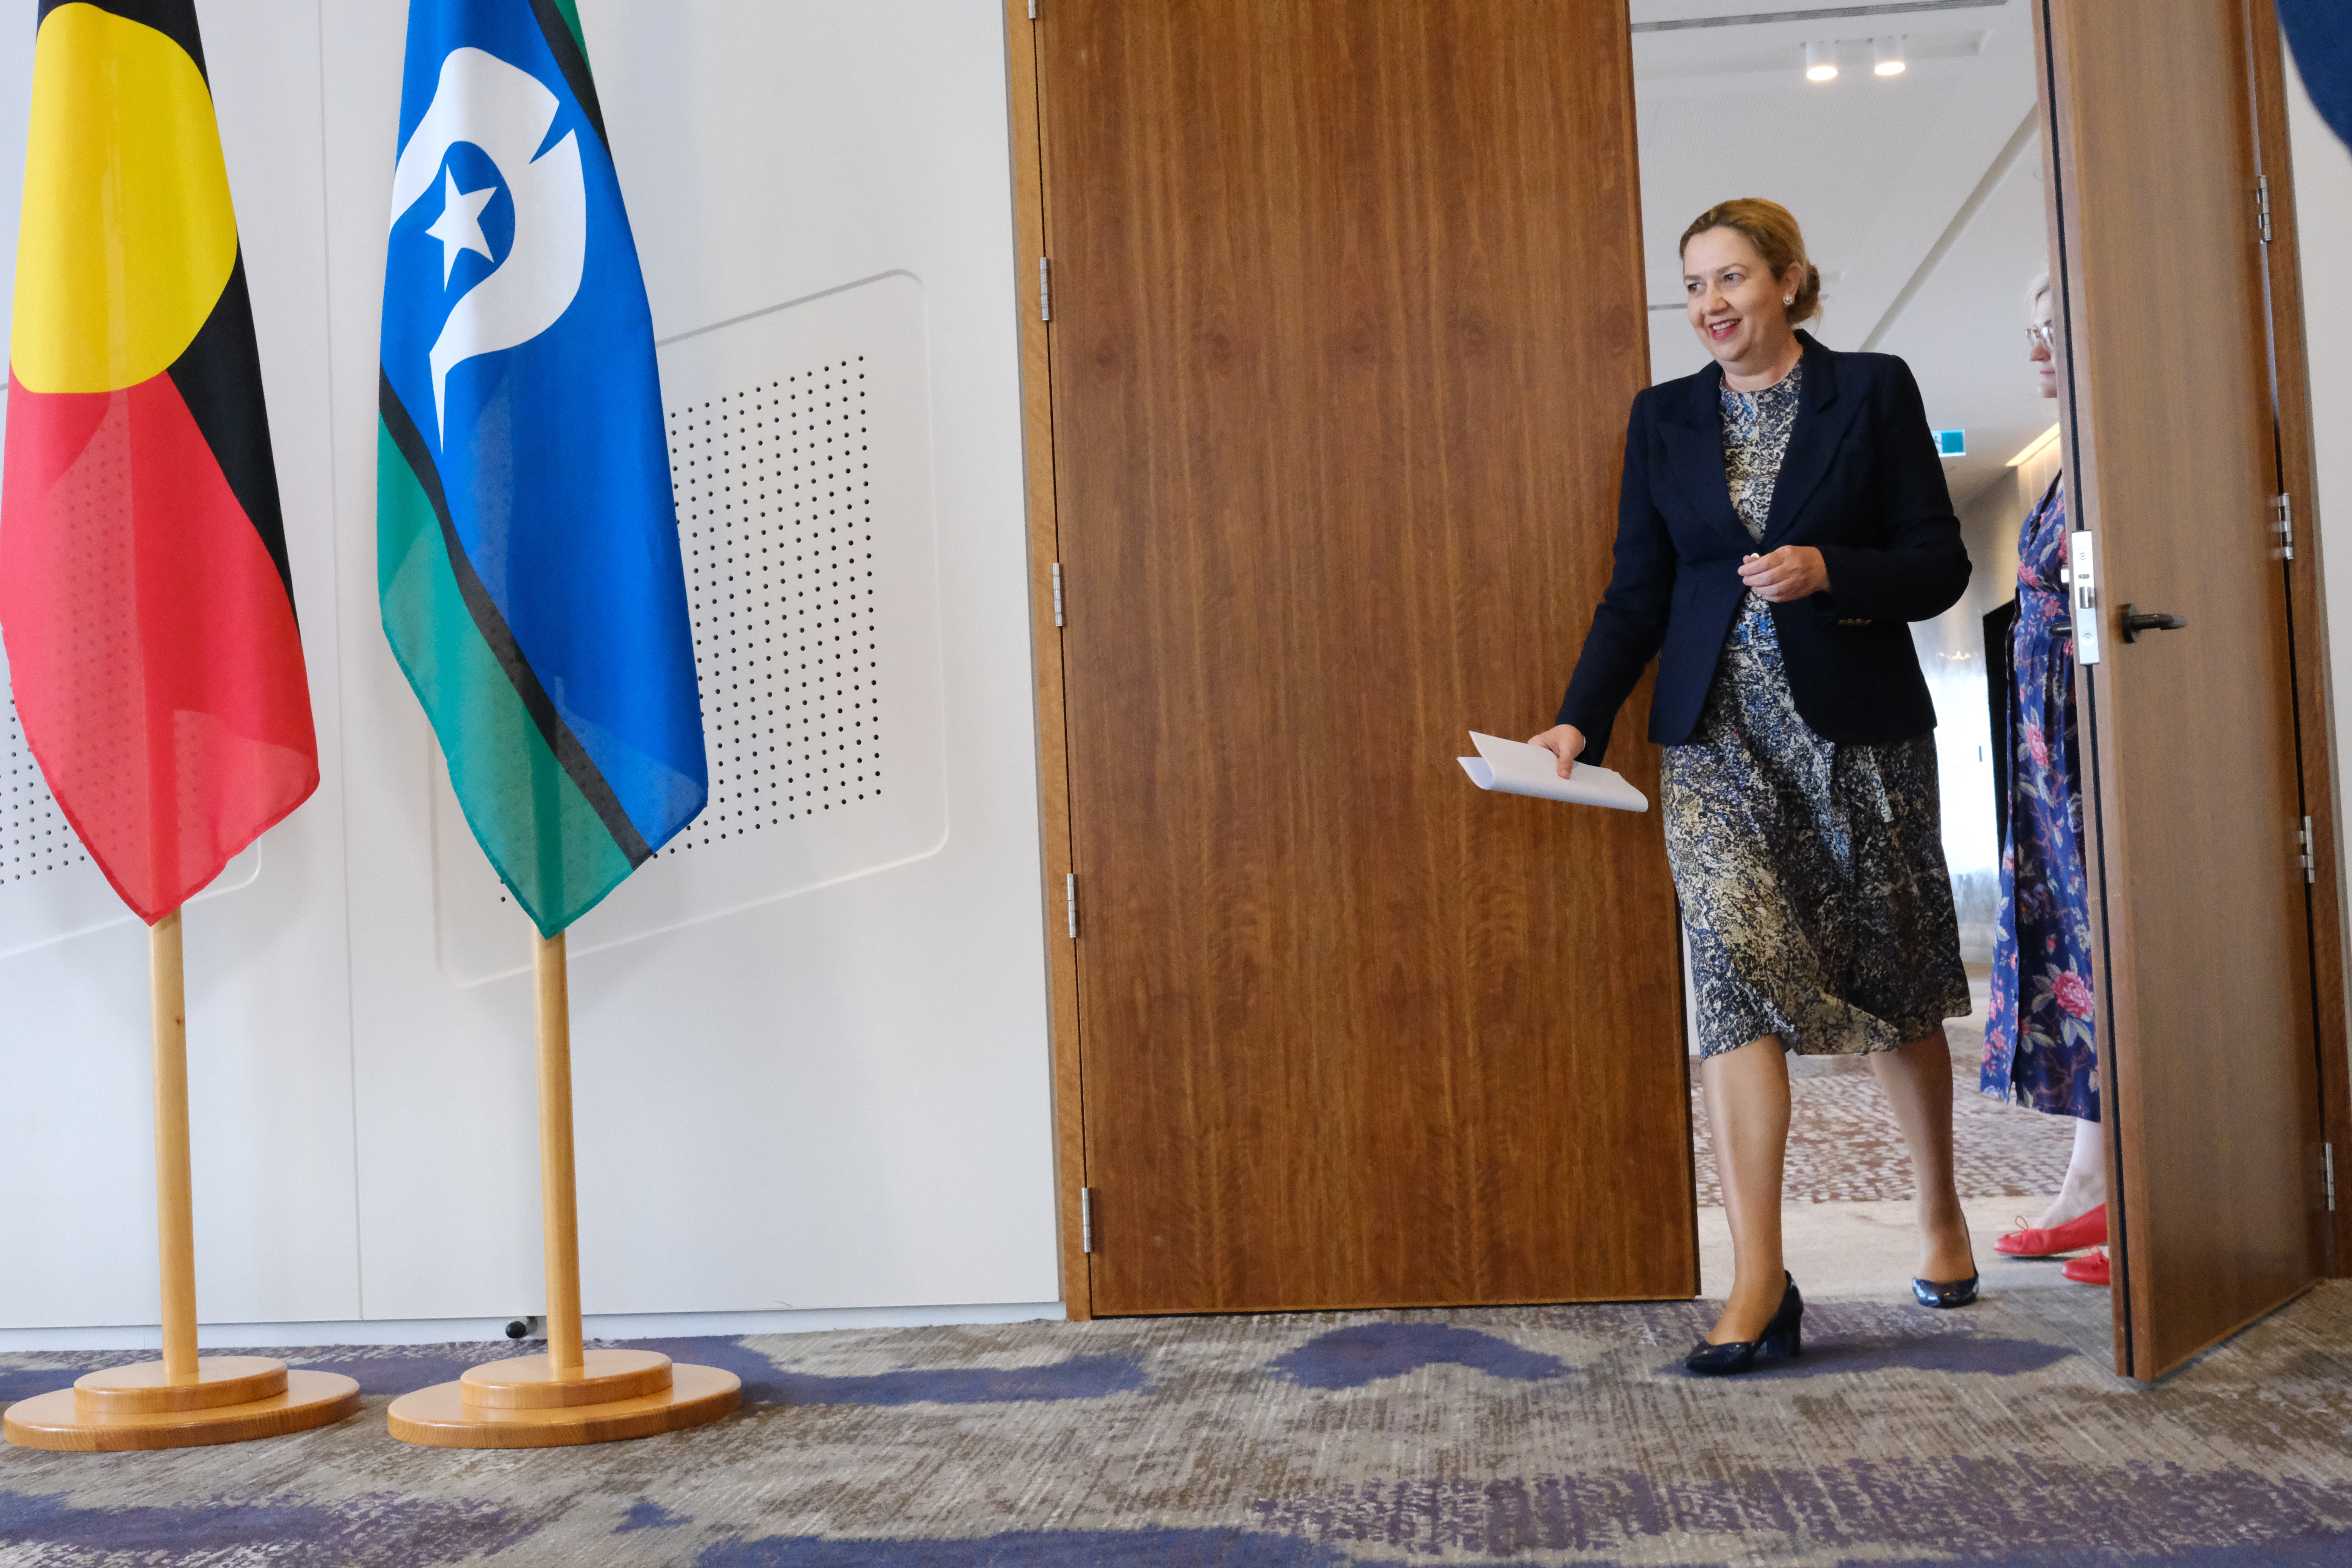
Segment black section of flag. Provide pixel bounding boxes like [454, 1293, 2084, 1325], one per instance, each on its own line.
[378, 371, 653, 870]
[167, 251, 294, 610]
[40, 0, 207, 79]
[528, 0, 607, 149]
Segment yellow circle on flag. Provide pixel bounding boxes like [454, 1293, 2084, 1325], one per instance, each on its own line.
[10, 3, 240, 395]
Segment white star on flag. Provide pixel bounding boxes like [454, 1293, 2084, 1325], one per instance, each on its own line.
[425, 166, 497, 286]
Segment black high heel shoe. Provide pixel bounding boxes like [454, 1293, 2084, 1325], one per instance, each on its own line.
[1685, 1272, 1803, 1376]
[1912, 1268, 1979, 1309]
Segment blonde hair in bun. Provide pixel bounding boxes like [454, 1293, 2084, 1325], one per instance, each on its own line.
[1680, 198, 1821, 326]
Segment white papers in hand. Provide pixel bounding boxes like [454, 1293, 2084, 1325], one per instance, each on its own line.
[1456, 732, 1649, 812]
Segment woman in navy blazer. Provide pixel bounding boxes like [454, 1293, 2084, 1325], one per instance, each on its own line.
[1556, 332, 1970, 760]
[1532, 201, 1975, 1375]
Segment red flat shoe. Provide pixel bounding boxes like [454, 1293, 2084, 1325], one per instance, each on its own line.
[2062, 1248, 2111, 1286]
[1994, 1203, 2109, 1258]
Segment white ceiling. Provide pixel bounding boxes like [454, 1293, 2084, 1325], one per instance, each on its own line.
[1631, 0, 2058, 509]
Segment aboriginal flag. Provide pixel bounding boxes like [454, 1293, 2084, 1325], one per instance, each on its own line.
[0, 0, 316, 925]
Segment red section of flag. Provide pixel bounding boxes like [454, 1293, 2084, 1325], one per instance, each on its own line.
[0, 369, 316, 922]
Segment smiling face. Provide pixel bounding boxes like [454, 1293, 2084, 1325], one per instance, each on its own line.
[2029, 286, 2058, 399]
[1683, 226, 1805, 381]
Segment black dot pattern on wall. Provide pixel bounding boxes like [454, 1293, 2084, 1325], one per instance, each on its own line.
[0, 696, 89, 885]
[664, 356, 882, 853]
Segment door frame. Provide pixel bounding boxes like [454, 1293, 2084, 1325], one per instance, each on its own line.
[2242, 0, 2352, 1283]
[2034, 0, 2351, 1378]
[1003, 0, 1093, 1321]
[1008, 0, 2352, 1329]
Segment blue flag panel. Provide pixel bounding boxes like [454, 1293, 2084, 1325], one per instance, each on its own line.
[378, 0, 705, 933]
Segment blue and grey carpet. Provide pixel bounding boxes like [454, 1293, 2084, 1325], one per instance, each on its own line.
[3, 1279, 2350, 1565]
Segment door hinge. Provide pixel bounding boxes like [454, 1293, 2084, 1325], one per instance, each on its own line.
[1039, 257, 1051, 322]
[1066, 871, 1079, 938]
[1051, 561, 1064, 627]
[2274, 492, 2296, 560]
[1079, 1186, 1095, 1251]
[2301, 815, 2318, 884]
[2257, 175, 2273, 244]
[2325, 1144, 2337, 1212]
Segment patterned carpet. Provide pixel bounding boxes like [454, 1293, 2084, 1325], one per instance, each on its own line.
[6, 1279, 2352, 1564]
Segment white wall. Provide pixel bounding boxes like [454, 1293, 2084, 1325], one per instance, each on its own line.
[0, 2, 1060, 1344]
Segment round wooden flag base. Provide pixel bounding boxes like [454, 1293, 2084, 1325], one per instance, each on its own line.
[1, 1356, 361, 1452]
[385, 1349, 740, 1448]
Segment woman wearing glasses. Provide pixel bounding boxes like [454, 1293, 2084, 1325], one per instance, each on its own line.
[1982, 276, 2108, 1286]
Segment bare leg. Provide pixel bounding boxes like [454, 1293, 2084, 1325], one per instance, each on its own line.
[2029, 1117, 2108, 1229]
[1700, 1034, 1792, 1343]
[1865, 1027, 1976, 1282]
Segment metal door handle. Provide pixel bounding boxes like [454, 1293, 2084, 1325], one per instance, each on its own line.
[2118, 604, 2187, 642]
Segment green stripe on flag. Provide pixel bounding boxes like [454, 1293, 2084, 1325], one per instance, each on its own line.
[377, 418, 635, 934]
[546, 0, 588, 59]
[528, 0, 604, 147]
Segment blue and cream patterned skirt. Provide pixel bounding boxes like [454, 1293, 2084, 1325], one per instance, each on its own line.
[1665, 596, 1971, 1058]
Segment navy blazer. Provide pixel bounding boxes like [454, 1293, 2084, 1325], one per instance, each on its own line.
[1557, 333, 1969, 765]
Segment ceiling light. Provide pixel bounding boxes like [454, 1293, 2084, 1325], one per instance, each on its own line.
[1805, 40, 1838, 81]
[1873, 37, 1907, 76]
[2008, 424, 2063, 467]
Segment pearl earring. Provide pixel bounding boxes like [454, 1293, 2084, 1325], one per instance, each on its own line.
[1783, 296, 1795, 305]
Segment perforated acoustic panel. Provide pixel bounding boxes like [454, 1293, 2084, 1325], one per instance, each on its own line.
[1, 697, 88, 887]
[432, 273, 948, 984]
[0, 657, 260, 958]
[666, 355, 883, 848]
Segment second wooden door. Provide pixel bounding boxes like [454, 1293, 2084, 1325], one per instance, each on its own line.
[1035, 1, 1690, 1314]
[2040, 0, 2326, 1378]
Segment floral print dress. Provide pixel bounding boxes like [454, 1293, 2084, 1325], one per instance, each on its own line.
[1981, 475, 2099, 1120]
[1663, 362, 1972, 1058]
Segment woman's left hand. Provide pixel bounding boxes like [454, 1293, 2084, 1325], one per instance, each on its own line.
[1738, 545, 1830, 603]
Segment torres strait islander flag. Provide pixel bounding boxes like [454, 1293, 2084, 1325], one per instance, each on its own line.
[379, 0, 705, 936]
[0, 0, 317, 925]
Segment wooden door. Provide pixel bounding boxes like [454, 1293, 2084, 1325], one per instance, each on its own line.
[2039, 0, 2327, 1378]
[1034, 2, 1690, 1314]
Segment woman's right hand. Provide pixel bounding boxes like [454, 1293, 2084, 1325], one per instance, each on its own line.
[1527, 724, 1586, 780]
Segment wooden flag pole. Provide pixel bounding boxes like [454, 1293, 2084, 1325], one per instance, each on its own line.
[151, 910, 199, 1381]
[385, 923, 739, 1448]
[534, 931, 585, 1376]
[1, 910, 361, 1451]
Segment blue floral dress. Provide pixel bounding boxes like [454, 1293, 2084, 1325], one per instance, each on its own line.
[1981, 475, 2099, 1119]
